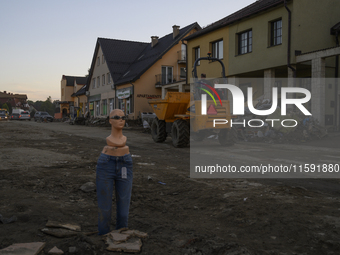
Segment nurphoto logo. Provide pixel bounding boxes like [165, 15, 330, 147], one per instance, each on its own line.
[200, 84, 312, 128]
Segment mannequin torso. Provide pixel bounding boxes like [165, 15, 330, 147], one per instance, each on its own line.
[101, 109, 129, 156]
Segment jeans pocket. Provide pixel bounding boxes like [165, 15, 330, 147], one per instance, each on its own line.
[124, 154, 133, 164]
[97, 154, 109, 168]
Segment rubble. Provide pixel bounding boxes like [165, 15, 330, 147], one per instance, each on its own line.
[40, 227, 97, 238]
[48, 246, 64, 255]
[45, 220, 81, 231]
[105, 237, 142, 253]
[41, 221, 97, 238]
[0, 242, 45, 255]
[104, 229, 148, 253]
[79, 182, 96, 193]
[0, 213, 17, 224]
[41, 227, 80, 238]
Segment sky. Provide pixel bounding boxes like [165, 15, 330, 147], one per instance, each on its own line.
[0, 0, 255, 102]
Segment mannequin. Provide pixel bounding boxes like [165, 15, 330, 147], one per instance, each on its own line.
[96, 109, 133, 235]
[102, 109, 129, 156]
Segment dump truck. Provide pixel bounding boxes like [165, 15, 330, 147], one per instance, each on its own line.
[148, 54, 237, 148]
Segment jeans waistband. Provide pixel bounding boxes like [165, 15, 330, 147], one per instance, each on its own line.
[99, 153, 131, 161]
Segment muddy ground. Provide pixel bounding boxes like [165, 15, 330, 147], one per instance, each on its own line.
[1, 120, 340, 255]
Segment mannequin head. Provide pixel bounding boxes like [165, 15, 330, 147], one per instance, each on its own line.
[109, 109, 125, 130]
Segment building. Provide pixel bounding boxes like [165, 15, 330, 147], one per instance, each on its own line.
[0, 91, 28, 110]
[72, 84, 87, 116]
[60, 75, 87, 117]
[86, 23, 200, 119]
[185, 0, 340, 127]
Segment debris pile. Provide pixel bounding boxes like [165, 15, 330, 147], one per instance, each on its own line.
[104, 228, 148, 253]
[0, 242, 46, 254]
[40, 220, 97, 238]
[85, 116, 109, 127]
[235, 99, 328, 143]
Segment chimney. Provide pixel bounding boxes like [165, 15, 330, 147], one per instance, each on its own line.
[173, 25, 180, 39]
[151, 36, 159, 47]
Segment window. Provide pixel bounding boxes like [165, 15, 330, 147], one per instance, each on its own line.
[109, 98, 114, 112]
[102, 74, 105, 86]
[102, 99, 107, 115]
[118, 99, 125, 112]
[161, 66, 173, 85]
[107, 73, 111, 84]
[97, 77, 100, 88]
[212, 40, 223, 59]
[92, 78, 96, 89]
[180, 67, 186, 79]
[96, 101, 100, 116]
[238, 30, 252, 55]
[61, 88, 64, 96]
[271, 19, 282, 46]
[102, 54, 105, 64]
[97, 57, 100, 66]
[194, 47, 200, 65]
[126, 98, 130, 115]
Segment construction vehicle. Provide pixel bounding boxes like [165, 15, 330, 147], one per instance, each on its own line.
[0, 109, 9, 121]
[148, 54, 236, 148]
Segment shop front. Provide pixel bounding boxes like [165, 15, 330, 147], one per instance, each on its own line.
[88, 94, 101, 117]
[117, 87, 133, 116]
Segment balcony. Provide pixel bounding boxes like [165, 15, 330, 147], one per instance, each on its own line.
[177, 50, 186, 63]
[155, 74, 186, 87]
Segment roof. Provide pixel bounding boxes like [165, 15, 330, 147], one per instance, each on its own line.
[86, 39, 149, 89]
[115, 22, 200, 85]
[184, 0, 285, 41]
[86, 22, 200, 89]
[72, 85, 87, 97]
[62, 75, 87, 86]
[0, 91, 27, 99]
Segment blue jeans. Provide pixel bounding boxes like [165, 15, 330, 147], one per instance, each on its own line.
[96, 153, 133, 235]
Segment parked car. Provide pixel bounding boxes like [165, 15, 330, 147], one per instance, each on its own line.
[10, 113, 20, 120]
[0, 109, 8, 121]
[34, 111, 53, 122]
[10, 109, 24, 120]
[19, 111, 31, 121]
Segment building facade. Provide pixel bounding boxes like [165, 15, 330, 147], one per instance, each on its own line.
[60, 75, 87, 117]
[185, 0, 340, 128]
[0, 91, 28, 110]
[86, 23, 200, 119]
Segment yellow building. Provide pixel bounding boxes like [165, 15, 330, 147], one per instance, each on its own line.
[60, 75, 87, 117]
[86, 23, 200, 119]
[185, 0, 340, 127]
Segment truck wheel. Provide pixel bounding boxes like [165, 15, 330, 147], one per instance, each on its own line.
[171, 119, 189, 148]
[151, 118, 167, 143]
[192, 130, 207, 141]
[218, 127, 237, 146]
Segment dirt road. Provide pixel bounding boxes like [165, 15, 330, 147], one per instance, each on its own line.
[1, 120, 340, 254]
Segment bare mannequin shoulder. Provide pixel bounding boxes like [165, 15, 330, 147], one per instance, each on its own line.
[106, 135, 127, 147]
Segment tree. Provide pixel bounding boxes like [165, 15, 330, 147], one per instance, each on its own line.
[7, 103, 12, 114]
[2, 103, 9, 112]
